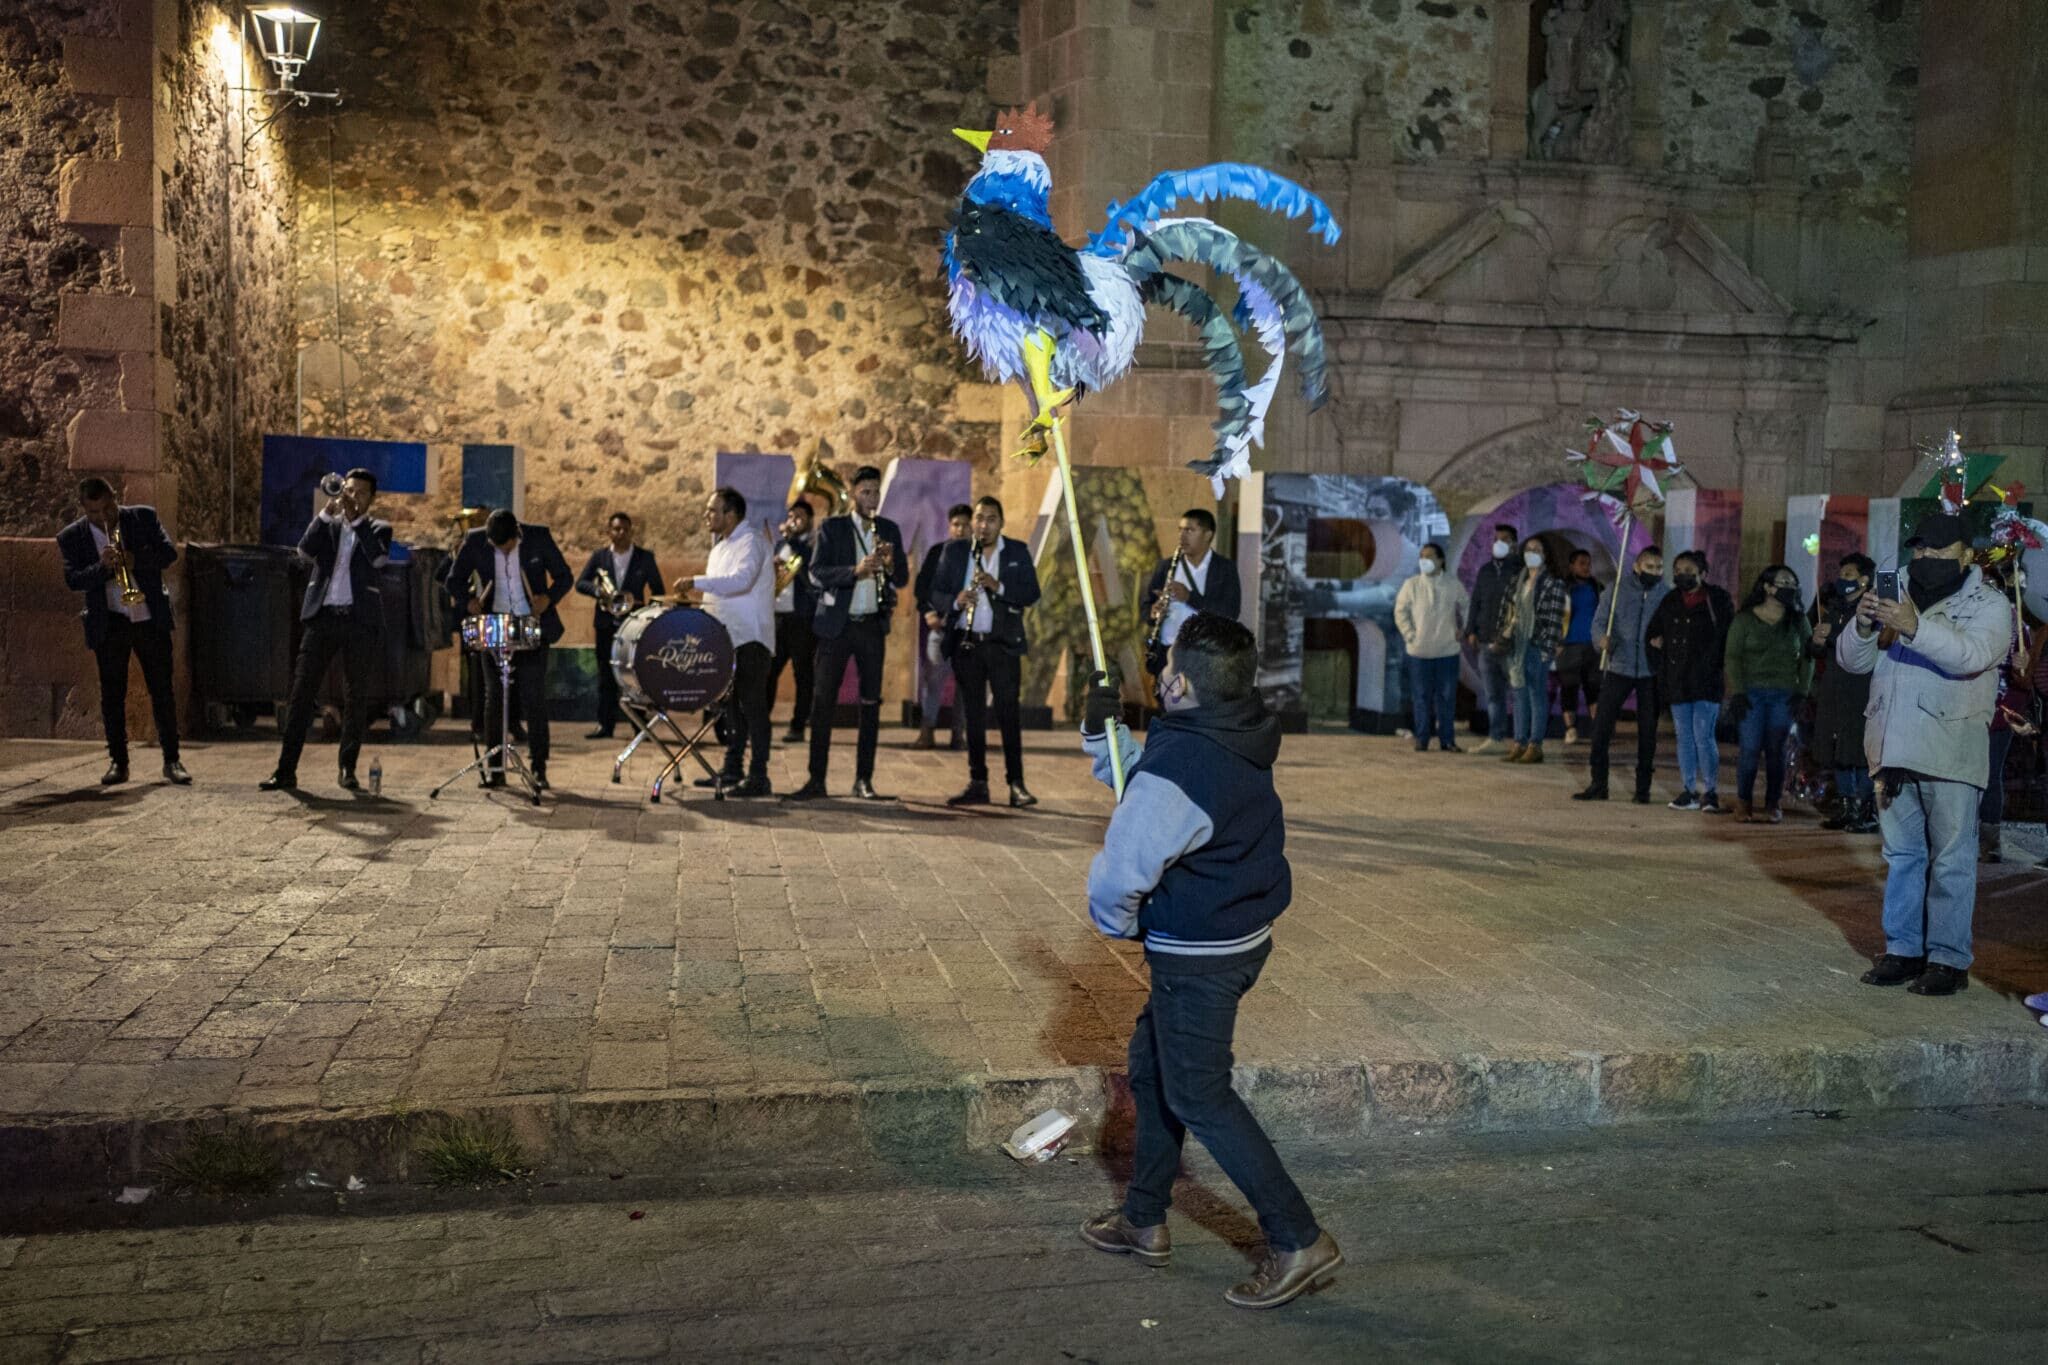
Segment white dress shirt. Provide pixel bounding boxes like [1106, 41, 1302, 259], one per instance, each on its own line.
[87, 521, 149, 623]
[694, 521, 773, 651]
[494, 545, 533, 615]
[609, 546, 632, 594]
[322, 511, 363, 608]
[850, 519, 880, 617]
[1159, 550, 1210, 646]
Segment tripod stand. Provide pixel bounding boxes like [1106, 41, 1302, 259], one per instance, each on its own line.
[430, 638, 542, 805]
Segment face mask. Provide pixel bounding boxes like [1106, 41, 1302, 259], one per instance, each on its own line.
[1419, 559, 1440, 577]
[1492, 541, 1511, 559]
[1523, 551, 1545, 570]
[1836, 578, 1862, 597]
[1907, 556, 1964, 605]
[1773, 586, 1800, 609]
[1673, 573, 1698, 591]
[1636, 570, 1660, 589]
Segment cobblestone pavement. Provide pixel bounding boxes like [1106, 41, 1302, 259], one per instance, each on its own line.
[2, 725, 2045, 1122]
[2, 1107, 2044, 1361]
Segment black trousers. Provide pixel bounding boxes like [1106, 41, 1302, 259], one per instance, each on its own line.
[593, 616, 621, 733]
[1123, 953, 1321, 1253]
[720, 641, 773, 781]
[484, 646, 551, 770]
[94, 615, 179, 764]
[1587, 671, 1659, 796]
[769, 611, 815, 734]
[1555, 642, 1600, 726]
[277, 606, 376, 776]
[808, 615, 885, 782]
[951, 641, 1024, 785]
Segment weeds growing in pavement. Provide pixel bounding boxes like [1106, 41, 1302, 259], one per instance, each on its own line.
[154, 1126, 283, 1198]
[416, 1115, 527, 1186]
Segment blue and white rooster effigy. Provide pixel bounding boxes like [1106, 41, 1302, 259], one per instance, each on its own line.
[945, 101, 1341, 493]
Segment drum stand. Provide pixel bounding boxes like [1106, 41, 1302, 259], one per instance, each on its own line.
[430, 642, 543, 806]
[612, 688, 731, 803]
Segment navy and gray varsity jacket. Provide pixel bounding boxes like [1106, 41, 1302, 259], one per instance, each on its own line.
[1082, 697, 1290, 972]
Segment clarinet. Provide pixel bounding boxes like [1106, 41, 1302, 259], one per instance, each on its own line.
[865, 517, 887, 593]
[1146, 548, 1184, 650]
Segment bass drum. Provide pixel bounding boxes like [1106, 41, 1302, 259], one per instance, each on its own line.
[611, 605, 734, 712]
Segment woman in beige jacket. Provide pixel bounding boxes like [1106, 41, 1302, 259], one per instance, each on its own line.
[1394, 543, 1469, 751]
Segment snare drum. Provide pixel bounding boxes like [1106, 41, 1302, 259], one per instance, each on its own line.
[459, 613, 544, 653]
[611, 605, 734, 711]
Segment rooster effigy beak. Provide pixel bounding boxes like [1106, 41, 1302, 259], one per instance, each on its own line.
[952, 128, 992, 154]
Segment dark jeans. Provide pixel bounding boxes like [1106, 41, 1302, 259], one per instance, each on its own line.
[1981, 727, 2014, 825]
[1736, 686, 1793, 807]
[1587, 671, 1659, 796]
[720, 641, 772, 781]
[1123, 954, 1321, 1253]
[809, 615, 886, 782]
[484, 646, 551, 771]
[593, 616, 621, 733]
[952, 641, 1024, 784]
[1406, 654, 1458, 749]
[94, 615, 179, 764]
[1555, 641, 1600, 728]
[1477, 646, 1511, 739]
[277, 606, 375, 776]
[770, 610, 815, 733]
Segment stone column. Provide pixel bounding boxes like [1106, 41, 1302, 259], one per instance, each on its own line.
[1488, 0, 1531, 161]
[54, 0, 179, 532]
[1734, 411, 1809, 586]
[1625, 0, 1665, 171]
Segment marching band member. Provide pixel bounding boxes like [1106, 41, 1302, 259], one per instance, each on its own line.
[787, 465, 907, 802]
[768, 500, 819, 744]
[913, 503, 973, 751]
[1140, 508, 1239, 693]
[262, 468, 392, 792]
[443, 510, 572, 789]
[57, 477, 188, 787]
[929, 496, 1040, 808]
[574, 510, 663, 739]
[677, 487, 776, 797]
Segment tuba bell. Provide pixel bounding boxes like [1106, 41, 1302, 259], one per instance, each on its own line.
[786, 454, 851, 518]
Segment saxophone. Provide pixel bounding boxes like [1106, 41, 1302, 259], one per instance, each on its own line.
[1146, 548, 1184, 650]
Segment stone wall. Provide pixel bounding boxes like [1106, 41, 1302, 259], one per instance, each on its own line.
[161, 0, 297, 543]
[1217, 0, 1495, 164]
[291, 0, 1014, 560]
[0, 0, 127, 537]
[1660, 0, 1921, 221]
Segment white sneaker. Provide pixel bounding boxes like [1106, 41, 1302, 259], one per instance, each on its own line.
[1472, 739, 1503, 755]
[1563, 727, 1579, 745]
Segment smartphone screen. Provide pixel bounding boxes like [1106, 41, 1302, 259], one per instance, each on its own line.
[1875, 570, 1900, 601]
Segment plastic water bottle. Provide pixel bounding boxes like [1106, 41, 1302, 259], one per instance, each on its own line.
[367, 757, 382, 797]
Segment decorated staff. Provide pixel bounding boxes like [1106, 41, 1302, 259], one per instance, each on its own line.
[1566, 409, 1684, 670]
[943, 102, 1340, 794]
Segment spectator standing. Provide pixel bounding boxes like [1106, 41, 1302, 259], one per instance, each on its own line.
[1572, 544, 1670, 804]
[1811, 554, 1877, 832]
[1726, 564, 1814, 824]
[1465, 524, 1521, 754]
[1556, 550, 1602, 744]
[1650, 551, 1734, 812]
[1393, 543, 1468, 752]
[1497, 536, 1567, 765]
[1839, 512, 2012, 996]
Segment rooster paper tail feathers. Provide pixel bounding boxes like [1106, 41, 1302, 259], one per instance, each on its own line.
[1125, 219, 1330, 486]
[1137, 273, 1253, 468]
[1086, 163, 1342, 259]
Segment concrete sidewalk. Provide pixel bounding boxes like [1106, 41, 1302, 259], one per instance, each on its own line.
[2, 725, 2045, 1190]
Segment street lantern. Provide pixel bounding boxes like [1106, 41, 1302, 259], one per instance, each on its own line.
[247, 6, 321, 92]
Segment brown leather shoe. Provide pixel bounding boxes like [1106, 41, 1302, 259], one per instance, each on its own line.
[1516, 744, 1545, 764]
[1224, 1230, 1344, 1310]
[1079, 1210, 1170, 1267]
[1500, 743, 1527, 762]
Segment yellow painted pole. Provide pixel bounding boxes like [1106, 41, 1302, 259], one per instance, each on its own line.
[1046, 410, 1127, 799]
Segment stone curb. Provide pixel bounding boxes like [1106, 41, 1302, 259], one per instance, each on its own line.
[5, 1038, 2044, 1202]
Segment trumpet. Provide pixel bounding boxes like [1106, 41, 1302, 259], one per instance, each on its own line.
[592, 565, 633, 618]
[1146, 547, 1184, 650]
[110, 523, 146, 606]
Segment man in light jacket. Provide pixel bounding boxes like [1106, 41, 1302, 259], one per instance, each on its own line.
[1573, 544, 1671, 803]
[681, 486, 776, 797]
[1393, 543, 1467, 752]
[1837, 512, 2012, 997]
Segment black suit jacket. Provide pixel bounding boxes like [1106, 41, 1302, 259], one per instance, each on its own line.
[927, 535, 1040, 658]
[443, 524, 575, 646]
[57, 505, 177, 649]
[914, 539, 956, 619]
[574, 545, 664, 627]
[296, 512, 396, 624]
[808, 514, 908, 640]
[1140, 550, 1240, 628]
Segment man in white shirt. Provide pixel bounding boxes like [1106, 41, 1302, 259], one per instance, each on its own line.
[680, 486, 775, 797]
[263, 467, 394, 792]
[926, 496, 1041, 808]
[441, 509, 574, 789]
[1140, 509, 1241, 697]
